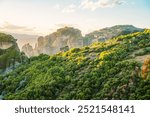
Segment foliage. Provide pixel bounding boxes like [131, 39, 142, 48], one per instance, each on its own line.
[0, 30, 150, 100]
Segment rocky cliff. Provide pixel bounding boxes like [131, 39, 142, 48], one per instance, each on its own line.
[22, 27, 83, 56]
[0, 42, 13, 50]
[22, 43, 33, 57]
[0, 33, 27, 73]
[0, 33, 19, 50]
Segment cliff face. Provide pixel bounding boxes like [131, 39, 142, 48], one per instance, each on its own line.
[142, 58, 150, 80]
[0, 33, 19, 50]
[0, 42, 13, 49]
[22, 43, 33, 57]
[22, 27, 83, 56]
[0, 33, 26, 73]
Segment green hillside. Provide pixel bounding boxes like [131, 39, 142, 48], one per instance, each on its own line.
[0, 30, 150, 100]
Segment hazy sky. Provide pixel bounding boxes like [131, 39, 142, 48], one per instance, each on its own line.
[0, 0, 150, 35]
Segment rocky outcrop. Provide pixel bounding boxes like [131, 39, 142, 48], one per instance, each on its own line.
[0, 33, 19, 50]
[0, 33, 27, 73]
[22, 43, 33, 57]
[0, 42, 13, 49]
[142, 57, 150, 80]
[23, 27, 83, 56]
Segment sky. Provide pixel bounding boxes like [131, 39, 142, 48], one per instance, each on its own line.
[0, 0, 150, 35]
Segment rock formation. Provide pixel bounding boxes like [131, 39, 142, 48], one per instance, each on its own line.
[22, 27, 83, 56]
[22, 43, 33, 57]
[0, 33, 27, 73]
[142, 57, 150, 80]
[0, 42, 13, 50]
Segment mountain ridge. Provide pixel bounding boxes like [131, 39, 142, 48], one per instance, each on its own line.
[22, 25, 144, 57]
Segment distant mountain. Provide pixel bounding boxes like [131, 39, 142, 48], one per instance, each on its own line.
[83, 25, 144, 46]
[22, 25, 143, 57]
[0, 33, 27, 74]
[1, 29, 150, 100]
[22, 27, 83, 57]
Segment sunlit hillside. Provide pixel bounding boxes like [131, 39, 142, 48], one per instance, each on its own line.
[0, 30, 150, 100]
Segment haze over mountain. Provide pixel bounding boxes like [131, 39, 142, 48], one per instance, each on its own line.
[22, 25, 143, 57]
[9, 33, 38, 50]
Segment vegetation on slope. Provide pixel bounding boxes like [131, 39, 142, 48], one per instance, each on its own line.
[83, 25, 143, 46]
[0, 30, 150, 100]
